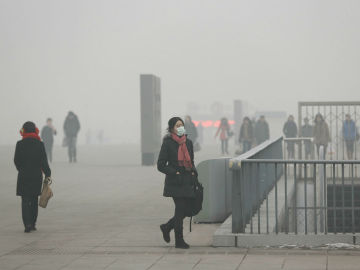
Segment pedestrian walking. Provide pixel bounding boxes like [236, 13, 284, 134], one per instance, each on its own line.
[343, 114, 357, 160]
[215, 117, 232, 155]
[63, 111, 80, 163]
[41, 118, 57, 162]
[254, 115, 270, 145]
[14, 121, 51, 233]
[158, 117, 198, 249]
[283, 115, 298, 159]
[301, 117, 314, 159]
[184, 115, 198, 143]
[239, 117, 254, 153]
[313, 113, 331, 159]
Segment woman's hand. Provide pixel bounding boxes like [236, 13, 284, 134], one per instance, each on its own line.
[176, 172, 180, 175]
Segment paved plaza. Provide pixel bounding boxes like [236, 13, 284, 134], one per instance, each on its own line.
[1, 144, 360, 269]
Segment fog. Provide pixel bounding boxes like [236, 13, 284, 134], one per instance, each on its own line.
[1, 0, 360, 145]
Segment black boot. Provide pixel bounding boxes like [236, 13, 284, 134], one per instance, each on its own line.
[175, 232, 189, 249]
[24, 226, 31, 233]
[160, 224, 171, 243]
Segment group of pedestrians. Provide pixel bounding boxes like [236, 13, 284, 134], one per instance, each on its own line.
[14, 111, 80, 234]
[14, 114, 196, 250]
[39, 111, 81, 163]
[237, 115, 270, 154]
[282, 113, 357, 160]
[214, 115, 271, 155]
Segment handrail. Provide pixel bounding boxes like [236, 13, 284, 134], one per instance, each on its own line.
[239, 159, 360, 165]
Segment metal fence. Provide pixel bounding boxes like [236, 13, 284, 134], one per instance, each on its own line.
[231, 141, 360, 234]
[298, 101, 360, 161]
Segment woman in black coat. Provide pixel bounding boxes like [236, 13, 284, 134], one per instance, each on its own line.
[14, 121, 51, 233]
[157, 117, 198, 249]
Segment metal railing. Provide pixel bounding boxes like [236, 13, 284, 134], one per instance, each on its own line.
[298, 101, 360, 161]
[283, 137, 314, 160]
[231, 138, 360, 234]
[230, 137, 283, 233]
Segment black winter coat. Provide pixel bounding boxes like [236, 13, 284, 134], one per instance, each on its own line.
[255, 121, 270, 144]
[14, 138, 51, 197]
[64, 116, 80, 137]
[157, 135, 198, 198]
[283, 121, 298, 138]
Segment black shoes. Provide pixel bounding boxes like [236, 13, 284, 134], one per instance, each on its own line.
[24, 225, 37, 233]
[175, 238, 190, 249]
[160, 224, 171, 243]
[161, 222, 190, 249]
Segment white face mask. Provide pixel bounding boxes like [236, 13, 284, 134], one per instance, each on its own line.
[176, 126, 186, 136]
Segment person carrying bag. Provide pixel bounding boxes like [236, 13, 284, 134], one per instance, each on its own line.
[158, 117, 202, 249]
[14, 121, 51, 233]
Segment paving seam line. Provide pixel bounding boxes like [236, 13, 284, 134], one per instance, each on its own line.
[235, 248, 249, 270]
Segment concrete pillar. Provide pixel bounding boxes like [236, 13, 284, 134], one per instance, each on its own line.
[140, 74, 161, 165]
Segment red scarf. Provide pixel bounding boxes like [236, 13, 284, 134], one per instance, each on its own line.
[171, 133, 192, 169]
[20, 127, 41, 141]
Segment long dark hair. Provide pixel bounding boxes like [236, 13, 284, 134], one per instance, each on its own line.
[167, 117, 184, 133]
[220, 117, 229, 128]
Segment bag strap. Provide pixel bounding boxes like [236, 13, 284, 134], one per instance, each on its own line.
[190, 216, 192, 232]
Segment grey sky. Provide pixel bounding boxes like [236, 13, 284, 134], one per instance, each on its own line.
[1, 0, 360, 144]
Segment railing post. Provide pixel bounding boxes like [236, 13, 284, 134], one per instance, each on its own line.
[232, 169, 244, 233]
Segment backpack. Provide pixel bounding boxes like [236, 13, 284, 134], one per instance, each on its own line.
[185, 179, 204, 232]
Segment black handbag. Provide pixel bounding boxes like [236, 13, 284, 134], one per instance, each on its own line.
[185, 178, 204, 232]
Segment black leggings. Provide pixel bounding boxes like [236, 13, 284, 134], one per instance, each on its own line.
[165, 197, 189, 237]
[316, 144, 327, 159]
[21, 196, 38, 228]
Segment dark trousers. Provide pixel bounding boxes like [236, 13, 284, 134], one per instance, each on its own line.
[242, 141, 252, 153]
[165, 197, 189, 238]
[287, 141, 295, 159]
[304, 141, 312, 160]
[345, 140, 355, 159]
[316, 144, 327, 159]
[221, 139, 229, 155]
[67, 137, 77, 162]
[44, 142, 53, 162]
[21, 196, 38, 228]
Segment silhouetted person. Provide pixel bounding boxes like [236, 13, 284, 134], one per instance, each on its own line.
[215, 117, 231, 155]
[313, 113, 330, 159]
[343, 114, 357, 160]
[301, 117, 313, 159]
[239, 117, 254, 153]
[63, 111, 80, 163]
[41, 118, 57, 162]
[283, 115, 298, 159]
[14, 121, 51, 233]
[158, 117, 198, 249]
[184, 115, 198, 143]
[254, 115, 270, 145]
